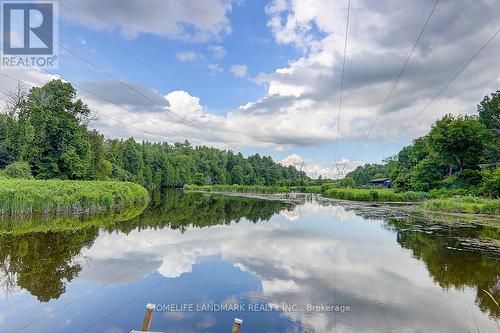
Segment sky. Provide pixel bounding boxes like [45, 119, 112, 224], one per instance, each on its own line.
[1, 0, 500, 178]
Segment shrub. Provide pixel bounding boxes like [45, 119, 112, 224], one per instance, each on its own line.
[369, 190, 379, 201]
[455, 169, 483, 188]
[481, 166, 500, 198]
[4, 161, 33, 179]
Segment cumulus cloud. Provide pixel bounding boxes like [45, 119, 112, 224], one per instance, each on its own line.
[165, 90, 204, 116]
[208, 45, 226, 59]
[280, 153, 363, 179]
[230, 64, 248, 78]
[61, 0, 233, 41]
[176, 51, 198, 62]
[207, 63, 224, 74]
[257, 0, 500, 154]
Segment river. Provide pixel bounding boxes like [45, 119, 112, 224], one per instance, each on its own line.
[0, 190, 498, 332]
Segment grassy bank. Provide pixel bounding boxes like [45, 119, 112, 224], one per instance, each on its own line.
[0, 179, 149, 215]
[184, 184, 321, 194]
[421, 197, 500, 215]
[322, 188, 429, 202]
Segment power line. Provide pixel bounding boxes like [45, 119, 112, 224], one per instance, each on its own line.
[339, 0, 441, 176]
[78, 276, 167, 333]
[0, 8, 237, 151]
[370, 24, 500, 161]
[333, 0, 352, 177]
[18, 259, 152, 330]
[0, 71, 197, 144]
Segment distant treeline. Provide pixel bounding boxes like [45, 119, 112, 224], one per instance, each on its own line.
[0, 80, 308, 188]
[343, 91, 500, 197]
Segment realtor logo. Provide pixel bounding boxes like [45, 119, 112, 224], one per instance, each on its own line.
[1, 0, 58, 68]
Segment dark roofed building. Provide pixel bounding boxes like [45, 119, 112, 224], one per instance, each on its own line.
[369, 177, 392, 188]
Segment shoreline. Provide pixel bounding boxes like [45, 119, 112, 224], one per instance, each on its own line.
[187, 189, 500, 227]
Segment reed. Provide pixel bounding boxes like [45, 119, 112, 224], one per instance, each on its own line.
[0, 179, 149, 215]
[421, 197, 500, 215]
[322, 188, 429, 202]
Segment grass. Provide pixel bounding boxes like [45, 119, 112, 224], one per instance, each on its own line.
[184, 184, 292, 194]
[0, 179, 149, 215]
[322, 188, 429, 202]
[184, 184, 323, 194]
[421, 197, 500, 215]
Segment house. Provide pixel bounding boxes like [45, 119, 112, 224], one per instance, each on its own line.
[369, 177, 392, 188]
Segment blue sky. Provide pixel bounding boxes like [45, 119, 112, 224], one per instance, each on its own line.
[2, 0, 500, 178]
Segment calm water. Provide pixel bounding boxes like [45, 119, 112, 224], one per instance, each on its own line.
[0, 191, 499, 332]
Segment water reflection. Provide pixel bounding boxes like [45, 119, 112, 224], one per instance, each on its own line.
[392, 220, 500, 319]
[0, 228, 99, 302]
[0, 191, 498, 333]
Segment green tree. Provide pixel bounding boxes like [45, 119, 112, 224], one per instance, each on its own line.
[478, 90, 500, 132]
[409, 156, 446, 191]
[429, 115, 491, 171]
[24, 80, 92, 179]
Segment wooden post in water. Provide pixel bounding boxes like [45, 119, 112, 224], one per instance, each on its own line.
[231, 318, 243, 333]
[141, 303, 155, 331]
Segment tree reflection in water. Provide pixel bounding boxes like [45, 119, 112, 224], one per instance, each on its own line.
[0, 191, 294, 302]
[391, 221, 500, 318]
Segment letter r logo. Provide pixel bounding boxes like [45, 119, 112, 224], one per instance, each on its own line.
[2, 1, 54, 55]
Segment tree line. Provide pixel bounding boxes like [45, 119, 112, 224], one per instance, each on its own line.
[0, 80, 308, 187]
[344, 91, 500, 196]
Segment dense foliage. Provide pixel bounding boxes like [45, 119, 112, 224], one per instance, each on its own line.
[0, 80, 307, 187]
[0, 179, 149, 215]
[344, 91, 500, 198]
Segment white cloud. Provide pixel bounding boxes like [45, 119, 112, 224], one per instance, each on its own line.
[230, 64, 248, 78]
[207, 63, 224, 74]
[61, 0, 233, 41]
[256, 0, 500, 158]
[280, 153, 363, 179]
[176, 51, 198, 62]
[208, 45, 226, 59]
[164, 90, 204, 116]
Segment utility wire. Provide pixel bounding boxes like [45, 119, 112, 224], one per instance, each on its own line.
[333, 0, 351, 178]
[370, 24, 500, 161]
[18, 259, 151, 331]
[0, 71, 195, 144]
[78, 276, 167, 333]
[0, 8, 237, 151]
[339, 0, 441, 176]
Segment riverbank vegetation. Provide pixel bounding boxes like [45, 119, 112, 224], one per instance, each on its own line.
[421, 197, 500, 215]
[0, 179, 149, 215]
[322, 188, 428, 202]
[184, 184, 321, 194]
[342, 91, 499, 198]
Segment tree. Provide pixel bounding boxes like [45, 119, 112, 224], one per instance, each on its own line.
[24, 80, 92, 179]
[478, 90, 500, 132]
[429, 115, 492, 171]
[409, 157, 446, 191]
